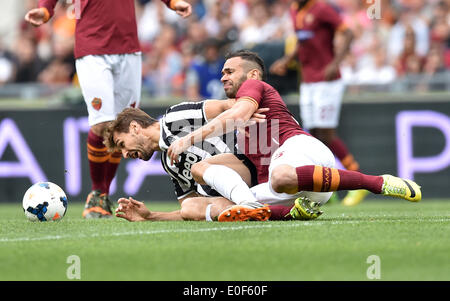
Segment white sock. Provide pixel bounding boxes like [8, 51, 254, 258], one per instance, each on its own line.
[203, 165, 258, 205]
[205, 204, 213, 222]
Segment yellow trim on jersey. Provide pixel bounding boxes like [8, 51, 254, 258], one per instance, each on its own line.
[237, 96, 259, 109]
[295, 0, 317, 28]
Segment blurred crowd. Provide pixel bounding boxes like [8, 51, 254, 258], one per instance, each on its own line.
[336, 0, 450, 91]
[0, 0, 449, 98]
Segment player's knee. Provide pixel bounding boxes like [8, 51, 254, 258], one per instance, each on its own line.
[270, 166, 297, 194]
[180, 198, 202, 221]
[191, 161, 209, 184]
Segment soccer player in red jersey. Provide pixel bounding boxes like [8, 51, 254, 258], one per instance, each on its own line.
[25, 0, 192, 218]
[270, 0, 369, 206]
[167, 50, 421, 222]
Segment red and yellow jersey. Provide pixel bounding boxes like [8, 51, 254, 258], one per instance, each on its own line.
[38, 0, 174, 59]
[290, 0, 347, 83]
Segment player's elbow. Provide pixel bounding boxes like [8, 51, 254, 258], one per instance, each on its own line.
[223, 103, 254, 127]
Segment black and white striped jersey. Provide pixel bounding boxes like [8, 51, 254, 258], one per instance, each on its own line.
[159, 100, 236, 200]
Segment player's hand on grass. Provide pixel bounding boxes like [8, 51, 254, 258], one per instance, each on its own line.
[173, 0, 192, 18]
[116, 197, 151, 222]
[25, 8, 47, 27]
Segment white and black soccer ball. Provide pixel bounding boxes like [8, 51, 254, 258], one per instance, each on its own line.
[22, 182, 68, 222]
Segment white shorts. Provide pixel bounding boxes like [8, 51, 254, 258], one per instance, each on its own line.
[250, 134, 336, 206]
[299, 79, 345, 129]
[75, 53, 142, 126]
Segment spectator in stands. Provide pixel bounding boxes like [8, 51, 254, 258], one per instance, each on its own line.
[202, 0, 224, 38]
[268, 0, 295, 41]
[340, 53, 359, 86]
[395, 25, 425, 76]
[238, 1, 287, 47]
[189, 0, 207, 20]
[185, 21, 210, 56]
[425, 45, 447, 75]
[339, 0, 373, 61]
[13, 35, 46, 83]
[355, 46, 397, 85]
[429, 1, 450, 49]
[230, 0, 249, 29]
[200, 0, 238, 45]
[420, 44, 448, 90]
[387, 2, 430, 63]
[185, 38, 225, 100]
[142, 24, 183, 97]
[136, 0, 181, 47]
[3, 0, 449, 96]
[37, 4, 75, 84]
[0, 40, 15, 84]
[171, 39, 196, 97]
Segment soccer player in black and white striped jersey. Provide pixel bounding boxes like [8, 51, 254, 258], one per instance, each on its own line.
[160, 100, 257, 202]
[103, 99, 274, 221]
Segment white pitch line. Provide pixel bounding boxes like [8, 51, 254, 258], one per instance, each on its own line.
[0, 218, 448, 243]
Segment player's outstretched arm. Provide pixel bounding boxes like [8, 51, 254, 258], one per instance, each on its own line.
[167, 100, 257, 164]
[204, 99, 268, 123]
[116, 197, 183, 222]
[116, 197, 151, 222]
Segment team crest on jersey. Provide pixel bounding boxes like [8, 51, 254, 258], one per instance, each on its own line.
[91, 98, 102, 111]
[305, 13, 314, 24]
[273, 150, 285, 161]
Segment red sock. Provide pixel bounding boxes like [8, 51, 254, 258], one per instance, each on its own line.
[268, 205, 293, 221]
[104, 151, 121, 194]
[296, 165, 383, 194]
[328, 137, 360, 171]
[87, 130, 109, 193]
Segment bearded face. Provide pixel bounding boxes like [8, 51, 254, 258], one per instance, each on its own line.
[223, 73, 248, 98]
[221, 57, 251, 98]
[113, 130, 155, 161]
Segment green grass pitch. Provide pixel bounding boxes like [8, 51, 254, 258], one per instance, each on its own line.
[0, 199, 448, 281]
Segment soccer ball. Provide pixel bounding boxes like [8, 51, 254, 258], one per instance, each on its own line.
[22, 182, 68, 222]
